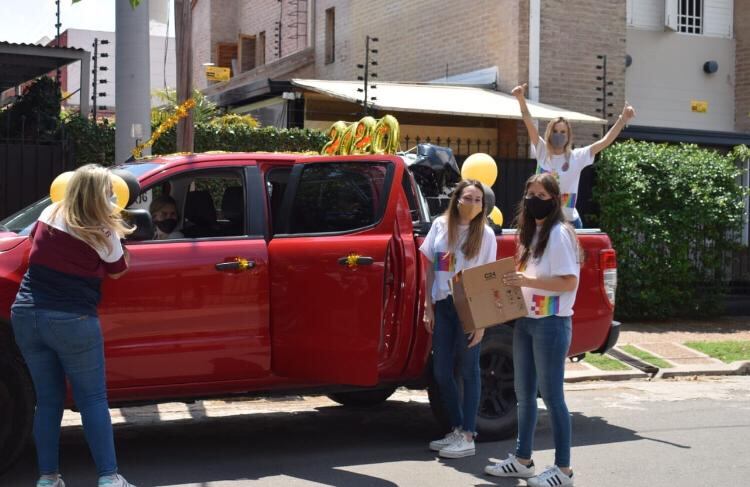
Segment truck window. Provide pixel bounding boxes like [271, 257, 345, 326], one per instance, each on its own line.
[288, 163, 390, 234]
[134, 169, 247, 240]
[266, 167, 292, 236]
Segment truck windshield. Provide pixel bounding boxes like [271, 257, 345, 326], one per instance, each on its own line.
[0, 162, 161, 235]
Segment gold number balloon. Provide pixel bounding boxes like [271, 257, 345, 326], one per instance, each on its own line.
[351, 116, 377, 154]
[372, 115, 400, 154]
[321, 121, 349, 156]
[321, 115, 401, 156]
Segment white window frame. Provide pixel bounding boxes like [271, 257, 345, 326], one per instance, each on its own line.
[678, 0, 703, 34]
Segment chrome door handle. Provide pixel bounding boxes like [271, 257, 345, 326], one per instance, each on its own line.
[215, 258, 255, 271]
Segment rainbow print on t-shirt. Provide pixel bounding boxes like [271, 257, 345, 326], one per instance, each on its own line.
[561, 193, 577, 209]
[433, 252, 455, 272]
[531, 294, 560, 316]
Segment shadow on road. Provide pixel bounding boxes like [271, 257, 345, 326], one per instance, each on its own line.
[1, 398, 686, 486]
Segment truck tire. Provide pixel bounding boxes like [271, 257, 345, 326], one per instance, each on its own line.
[0, 354, 35, 475]
[427, 329, 517, 441]
[327, 386, 397, 407]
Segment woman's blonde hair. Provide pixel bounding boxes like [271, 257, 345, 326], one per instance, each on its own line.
[543, 117, 573, 164]
[49, 164, 134, 253]
[444, 179, 487, 261]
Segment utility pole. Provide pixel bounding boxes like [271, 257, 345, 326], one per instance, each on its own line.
[115, 0, 151, 162]
[594, 54, 614, 139]
[356, 35, 378, 117]
[55, 0, 62, 89]
[91, 38, 110, 120]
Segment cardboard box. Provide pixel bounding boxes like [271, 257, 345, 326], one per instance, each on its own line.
[451, 257, 528, 332]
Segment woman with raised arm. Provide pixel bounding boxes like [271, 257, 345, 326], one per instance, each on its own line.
[512, 83, 635, 228]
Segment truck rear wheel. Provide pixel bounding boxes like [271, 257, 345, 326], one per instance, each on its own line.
[327, 386, 397, 407]
[0, 354, 35, 475]
[427, 330, 517, 441]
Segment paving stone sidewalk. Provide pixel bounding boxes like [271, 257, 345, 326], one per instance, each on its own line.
[565, 316, 750, 382]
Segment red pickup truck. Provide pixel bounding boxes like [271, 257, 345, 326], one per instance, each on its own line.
[0, 152, 619, 474]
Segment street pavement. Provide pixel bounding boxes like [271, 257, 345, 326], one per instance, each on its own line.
[3, 318, 749, 487]
[2, 377, 750, 487]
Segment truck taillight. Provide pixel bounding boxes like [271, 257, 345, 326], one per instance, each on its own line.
[600, 249, 617, 309]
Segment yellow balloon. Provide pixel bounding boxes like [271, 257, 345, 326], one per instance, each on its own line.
[489, 206, 504, 226]
[50, 171, 74, 203]
[111, 174, 130, 212]
[461, 153, 498, 186]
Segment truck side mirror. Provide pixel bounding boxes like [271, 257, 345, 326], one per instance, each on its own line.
[122, 209, 154, 241]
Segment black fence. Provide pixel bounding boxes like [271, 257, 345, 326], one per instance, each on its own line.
[0, 137, 74, 220]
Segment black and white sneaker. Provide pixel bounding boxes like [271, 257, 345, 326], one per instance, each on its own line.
[484, 453, 535, 478]
[527, 465, 574, 487]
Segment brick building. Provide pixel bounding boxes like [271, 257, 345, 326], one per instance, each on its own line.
[193, 0, 749, 151]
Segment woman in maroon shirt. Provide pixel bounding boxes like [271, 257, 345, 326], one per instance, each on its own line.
[11, 165, 136, 487]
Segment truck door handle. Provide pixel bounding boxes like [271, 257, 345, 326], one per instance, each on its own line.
[215, 258, 255, 271]
[338, 255, 375, 266]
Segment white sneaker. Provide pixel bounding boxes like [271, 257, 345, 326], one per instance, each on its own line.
[429, 427, 463, 451]
[438, 435, 475, 458]
[484, 453, 536, 478]
[527, 465, 574, 487]
[98, 474, 136, 487]
[36, 475, 65, 487]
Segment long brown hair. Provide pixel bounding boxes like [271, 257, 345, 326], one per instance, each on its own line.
[515, 173, 578, 268]
[49, 164, 134, 252]
[443, 179, 486, 260]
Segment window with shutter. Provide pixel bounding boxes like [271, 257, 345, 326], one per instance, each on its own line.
[216, 42, 238, 77]
[239, 35, 257, 73]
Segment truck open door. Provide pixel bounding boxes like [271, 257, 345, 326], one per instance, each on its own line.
[267, 156, 406, 386]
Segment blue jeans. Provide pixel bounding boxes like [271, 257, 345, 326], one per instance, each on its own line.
[513, 315, 572, 467]
[432, 296, 482, 434]
[11, 307, 118, 477]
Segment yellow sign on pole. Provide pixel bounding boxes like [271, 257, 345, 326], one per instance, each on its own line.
[205, 66, 231, 82]
[691, 100, 708, 113]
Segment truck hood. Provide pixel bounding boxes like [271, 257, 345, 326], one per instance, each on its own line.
[0, 233, 26, 252]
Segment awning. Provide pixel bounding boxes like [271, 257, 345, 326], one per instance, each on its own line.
[0, 41, 90, 115]
[291, 79, 606, 124]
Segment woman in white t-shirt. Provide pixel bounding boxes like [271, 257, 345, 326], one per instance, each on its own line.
[419, 179, 497, 459]
[512, 83, 636, 228]
[484, 172, 581, 487]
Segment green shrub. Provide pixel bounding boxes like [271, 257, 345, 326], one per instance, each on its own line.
[152, 124, 327, 155]
[595, 141, 748, 319]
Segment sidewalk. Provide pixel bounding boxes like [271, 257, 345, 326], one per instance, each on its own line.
[564, 316, 750, 382]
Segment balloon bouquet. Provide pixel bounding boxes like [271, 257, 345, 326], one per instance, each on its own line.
[461, 153, 504, 227]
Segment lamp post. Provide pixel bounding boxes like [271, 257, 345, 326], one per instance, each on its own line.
[356, 35, 379, 117]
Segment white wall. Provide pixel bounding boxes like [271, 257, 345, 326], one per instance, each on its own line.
[627, 0, 734, 38]
[625, 28, 735, 131]
[63, 28, 176, 113]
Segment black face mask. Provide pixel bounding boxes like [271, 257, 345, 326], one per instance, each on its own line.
[155, 218, 177, 234]
[524, 196, 556, 220]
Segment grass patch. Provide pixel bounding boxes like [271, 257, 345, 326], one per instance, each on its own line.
[621, 345, 673, 369]
[684, 341, 750, 363]
[583, 353, 629, 371]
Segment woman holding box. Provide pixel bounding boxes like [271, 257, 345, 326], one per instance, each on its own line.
[484, 172, 581, 487]
[420, 179, 497, 458]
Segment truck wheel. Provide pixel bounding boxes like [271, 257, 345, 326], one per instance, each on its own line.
[0, 355, 35, 475]
[427, 332, 517, 441]
[327, 386, 397, 407]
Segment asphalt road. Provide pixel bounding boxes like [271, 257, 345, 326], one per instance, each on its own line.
[3, 377, 750, 487]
